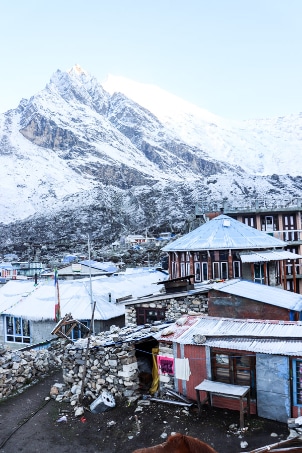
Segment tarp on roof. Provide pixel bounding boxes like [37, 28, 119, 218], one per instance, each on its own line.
[162, 214, 286, 252]
[240, 250, 302, 263]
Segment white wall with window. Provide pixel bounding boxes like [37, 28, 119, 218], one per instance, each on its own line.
[5, 315, 30, 344]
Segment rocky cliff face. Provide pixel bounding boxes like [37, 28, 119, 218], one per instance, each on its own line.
[0, 65, 302, 260]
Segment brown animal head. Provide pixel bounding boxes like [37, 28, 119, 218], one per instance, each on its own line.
[132, 433, 218, 453]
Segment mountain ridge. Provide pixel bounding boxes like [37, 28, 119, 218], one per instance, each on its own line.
[0, 65, 302, 260]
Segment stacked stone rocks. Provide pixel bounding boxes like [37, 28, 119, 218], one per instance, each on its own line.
[0, 342, 63, 399]
[125, 294, 208, 324]
[62, 333, 140, 404]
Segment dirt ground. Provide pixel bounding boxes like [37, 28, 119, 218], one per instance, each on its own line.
[0, 369, 290, 453]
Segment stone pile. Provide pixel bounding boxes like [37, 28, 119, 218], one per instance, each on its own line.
[62, 327, 147, 405]
[0, 341, 63, 399]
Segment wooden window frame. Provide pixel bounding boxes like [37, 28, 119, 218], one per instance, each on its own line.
[136, 307, 166, 325]
[211, 350, 256, 398]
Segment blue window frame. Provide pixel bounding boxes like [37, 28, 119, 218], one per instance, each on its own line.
[69, 320, 90, 340]
[293, 359, 302, 406]
[5, 315, 30, 343]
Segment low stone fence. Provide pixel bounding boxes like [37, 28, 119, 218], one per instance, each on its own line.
[0, 341, 63, 399]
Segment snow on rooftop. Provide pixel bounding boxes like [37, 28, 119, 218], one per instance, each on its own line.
[162, 214, 286, 251]
[0, 269, 167, 321]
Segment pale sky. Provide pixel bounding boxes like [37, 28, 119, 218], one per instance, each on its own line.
[1, 0, 301, 120]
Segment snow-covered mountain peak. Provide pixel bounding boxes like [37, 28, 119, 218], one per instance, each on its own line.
[1, 64, 302, 250]
[45, 66, 109, 115]
[103, 73, 302, 177]
[68, 64, 88, 77]
[103, 74, 228, 128]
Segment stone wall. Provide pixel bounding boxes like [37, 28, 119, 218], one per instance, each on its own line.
[157, 344, 174, 392]
[62, 334, 140, 404]
[0, 341, 63, 399]
[125, 293, 208, 325]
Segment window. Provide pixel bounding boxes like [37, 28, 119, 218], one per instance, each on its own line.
[213, 262, 220, 279]
[186, 262, 190, 276]
[212, 262, 228, 280]
[254, 263, 265, 284]
[244, 216, 255, 228]
[221, 262, 228, 280]
[261, 215, 277, 233]
[180, 262, 186, 277]
[194, 256, 208, 282]
[136, 307, 166, 325]
[212, 351, 256, 398]
[293, 359, 302, 406]
[194, 262, 201, 282]
[233, 261, 241, 278]
[5, 316, 30, 343]
[202, 262, 208, 281]
[70, 321, 90, 340]
[171, 261, 178, 279]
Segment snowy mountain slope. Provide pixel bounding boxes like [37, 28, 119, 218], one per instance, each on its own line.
[1, 64, 302, 257]
[103, 75, 302, 176]
[0, 108, 97, 223]
[0, 64, 250, 225]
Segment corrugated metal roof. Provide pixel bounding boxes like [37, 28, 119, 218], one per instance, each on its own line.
[175, 316, 302, 347]
[162, 214, 286, 251]
[211, 279, 302, 310]
[157, 315, 201, 342]
[203, 337, 302, 356]
[80, 260, 118, 273]
[240, 250, 302, 263]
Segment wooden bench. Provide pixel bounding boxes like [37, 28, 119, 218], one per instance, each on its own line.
[195, 379, 250, 429]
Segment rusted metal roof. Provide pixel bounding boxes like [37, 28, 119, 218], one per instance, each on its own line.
[162, 214, 286, 252]
[171, 316, 302, 355]
[211, 279, 302, 311]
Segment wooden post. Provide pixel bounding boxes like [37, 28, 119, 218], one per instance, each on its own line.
[293, 259, 297, 293]
[79, 301, 96, 404]
[283, 260, 287, 290]
[263, 262, 267, 285]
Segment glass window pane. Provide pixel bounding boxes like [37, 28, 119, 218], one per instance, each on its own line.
[202, 262, 208, 281]
[195, 262, 201, 282]
[221, 262, 228, 280]
[213, 262, 220, 279]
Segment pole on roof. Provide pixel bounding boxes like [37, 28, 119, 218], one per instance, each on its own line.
[87, 233, 94, 334]
[79, 300, 96, 405]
